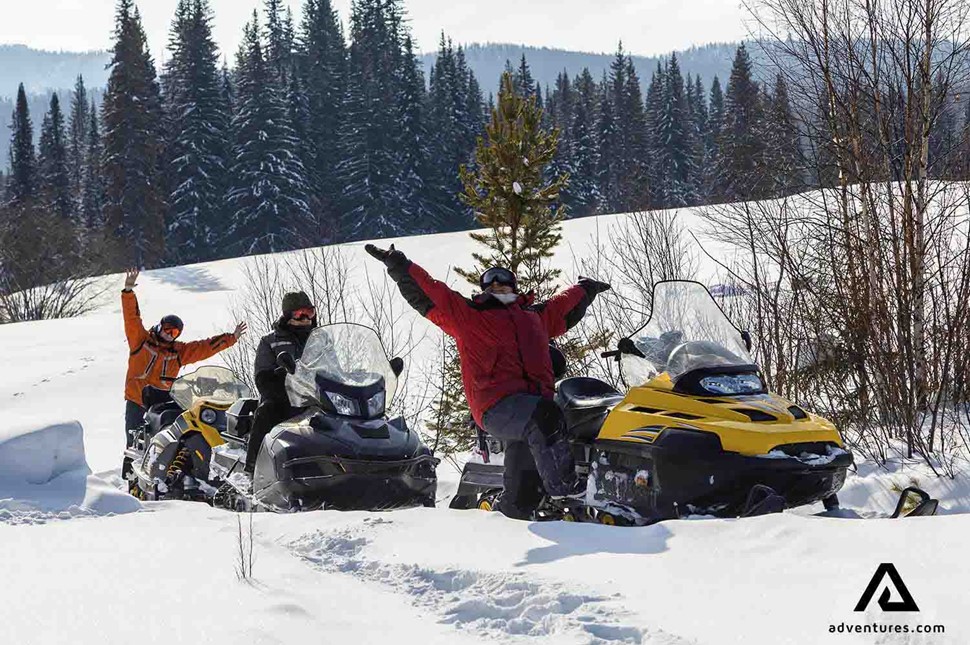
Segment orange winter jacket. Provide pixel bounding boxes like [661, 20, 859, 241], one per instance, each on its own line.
[122, 290, 237, 406]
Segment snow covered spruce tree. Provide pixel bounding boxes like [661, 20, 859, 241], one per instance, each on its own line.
[297, 0, 347, 241]
[567, 68, 602, 216]
[5, 84, 36, 205]
[428, 35, 485, 230]
[601, 45, 648, 213]
[37, 93, 72, 222]
[66, 76, 89, 218]
[717, 44, 765, 201]
[80, 101, 104, 233]
[163, 0, 230, 264]
[658, 54, 696, 207]
[337, 0, 434, 239]
[101, 0, 167, 268]
[225, 12, 313, 255]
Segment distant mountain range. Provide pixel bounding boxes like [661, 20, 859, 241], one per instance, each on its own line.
[1, 41, 744, 168]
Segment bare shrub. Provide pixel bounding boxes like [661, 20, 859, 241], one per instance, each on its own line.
[234, 511, 255, 581]
[0, 200, 107, 323]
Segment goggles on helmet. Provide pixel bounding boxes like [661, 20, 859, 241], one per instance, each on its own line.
[480, 267, 517, 289]
[291, 306, 316, 321]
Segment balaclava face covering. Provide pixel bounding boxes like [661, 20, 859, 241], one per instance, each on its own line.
[492, 292, 519, 305]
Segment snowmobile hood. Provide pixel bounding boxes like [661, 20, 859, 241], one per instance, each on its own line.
[599, 384, 844, 457]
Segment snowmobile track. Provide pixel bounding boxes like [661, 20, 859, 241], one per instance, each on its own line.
[290, 519, 694, 645]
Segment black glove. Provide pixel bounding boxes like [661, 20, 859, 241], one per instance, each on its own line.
[578, 276, 611, 297]
[365, 243, 407, 265]
[365, 243, 392, 262]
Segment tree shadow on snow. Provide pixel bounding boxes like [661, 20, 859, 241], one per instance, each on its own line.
[150, 266, 229, 293]
[519, 521, 674, 566]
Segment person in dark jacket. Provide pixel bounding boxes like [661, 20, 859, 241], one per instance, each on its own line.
[365, 244, 610, 519]
[244, 291, 317, 474]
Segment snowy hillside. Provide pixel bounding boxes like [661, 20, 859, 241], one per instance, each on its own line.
[0, 208, 966, 644]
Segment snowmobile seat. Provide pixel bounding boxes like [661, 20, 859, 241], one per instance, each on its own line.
[556, 377, 623, 442]
[145, 402, 181, 435]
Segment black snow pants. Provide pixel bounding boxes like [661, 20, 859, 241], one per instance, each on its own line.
[125, 400, 146, 449]
[245, 397, 294, 473]
[480, 394, 576, 519]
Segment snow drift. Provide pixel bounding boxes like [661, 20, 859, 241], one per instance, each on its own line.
[0, 420, 140, 523]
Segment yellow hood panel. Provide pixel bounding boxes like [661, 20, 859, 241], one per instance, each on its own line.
[598, 385, 843, 456]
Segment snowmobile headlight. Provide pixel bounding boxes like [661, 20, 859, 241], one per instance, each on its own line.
[200, 408, 218, 425]
[326, 391, 360, 416]
[700, 373, 763, 395]
[366, 391, 385, 417]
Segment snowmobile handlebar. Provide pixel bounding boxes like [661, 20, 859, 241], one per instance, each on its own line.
[601, 337, 646, 361]
[277, 352, 297, 375]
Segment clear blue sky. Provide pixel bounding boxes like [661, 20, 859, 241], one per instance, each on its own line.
[1, 0, 749, 59]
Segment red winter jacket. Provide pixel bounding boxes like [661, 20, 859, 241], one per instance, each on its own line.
[389, 260, 594, 426]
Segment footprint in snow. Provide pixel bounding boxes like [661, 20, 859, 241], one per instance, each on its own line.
[289, 526, 694, 645]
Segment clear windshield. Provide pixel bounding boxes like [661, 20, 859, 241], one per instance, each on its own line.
[286, 324, 398, 408]
[170, 366, 252, 410]
[623, 281, 754, 385]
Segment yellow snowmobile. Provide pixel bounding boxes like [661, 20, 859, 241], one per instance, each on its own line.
[450, 281, 939, 524]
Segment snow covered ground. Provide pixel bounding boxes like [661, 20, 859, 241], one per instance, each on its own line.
[1, 208, 967, 644]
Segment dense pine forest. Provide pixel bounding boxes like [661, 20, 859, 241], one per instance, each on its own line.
[2, 0, 968, 274]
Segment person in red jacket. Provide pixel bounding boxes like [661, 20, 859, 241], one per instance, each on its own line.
[365, 244, 610, 519]
[121, 268, 246, 467]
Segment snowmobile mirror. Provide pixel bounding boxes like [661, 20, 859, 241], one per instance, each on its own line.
[277, 352, 297, 375]
[741, 330, 753, 353]
[618, 337, 646, 359]
[390, 357, 404, 377]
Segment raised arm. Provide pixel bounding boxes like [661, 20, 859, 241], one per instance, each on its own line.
[536, 278, 611, 339]
[121, 269, 148, 350]
[365, 244, 470, 336]
[176, 322, 246, 365]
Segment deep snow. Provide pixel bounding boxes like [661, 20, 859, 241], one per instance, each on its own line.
[0, 209, 967, 644]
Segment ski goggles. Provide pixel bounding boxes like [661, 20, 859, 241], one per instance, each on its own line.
[160, 325, 182, 339]
[480, 267, 517, 289]
[291, 306, 316, 321]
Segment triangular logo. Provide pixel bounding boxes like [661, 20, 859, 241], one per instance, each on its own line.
[854, 563, 920, 612]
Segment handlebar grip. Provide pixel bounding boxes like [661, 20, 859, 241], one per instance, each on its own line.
[601, 350, 621, 359]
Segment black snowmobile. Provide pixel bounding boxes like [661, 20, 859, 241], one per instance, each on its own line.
[450, 280, 940, 525]
[126, 323, 438, 512]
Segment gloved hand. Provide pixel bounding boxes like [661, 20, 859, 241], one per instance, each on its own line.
[364, 243, 407, 269]
[578, 276, 611, 297]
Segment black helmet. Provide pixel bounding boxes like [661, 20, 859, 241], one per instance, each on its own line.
[153, 314, 184, 340]
[479, 267, 517, 292]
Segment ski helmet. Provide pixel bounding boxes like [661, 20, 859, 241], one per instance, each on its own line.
[480, 267, 517, 292]
[155, 314, 184, 339]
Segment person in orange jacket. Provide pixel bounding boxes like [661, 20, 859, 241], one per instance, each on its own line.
[121, 268, 247, 457]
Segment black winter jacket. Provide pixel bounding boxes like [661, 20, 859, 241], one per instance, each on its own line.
[253, 318, 314, 403]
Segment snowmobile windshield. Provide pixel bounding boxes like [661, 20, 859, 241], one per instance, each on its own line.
[170, 366, 252, 410]
[286, 324, 398, 409]
[625, 281, 755, 384]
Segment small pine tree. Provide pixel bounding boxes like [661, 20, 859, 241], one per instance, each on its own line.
[457, 71, 567, 297]
[431, 73, 568, 453]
